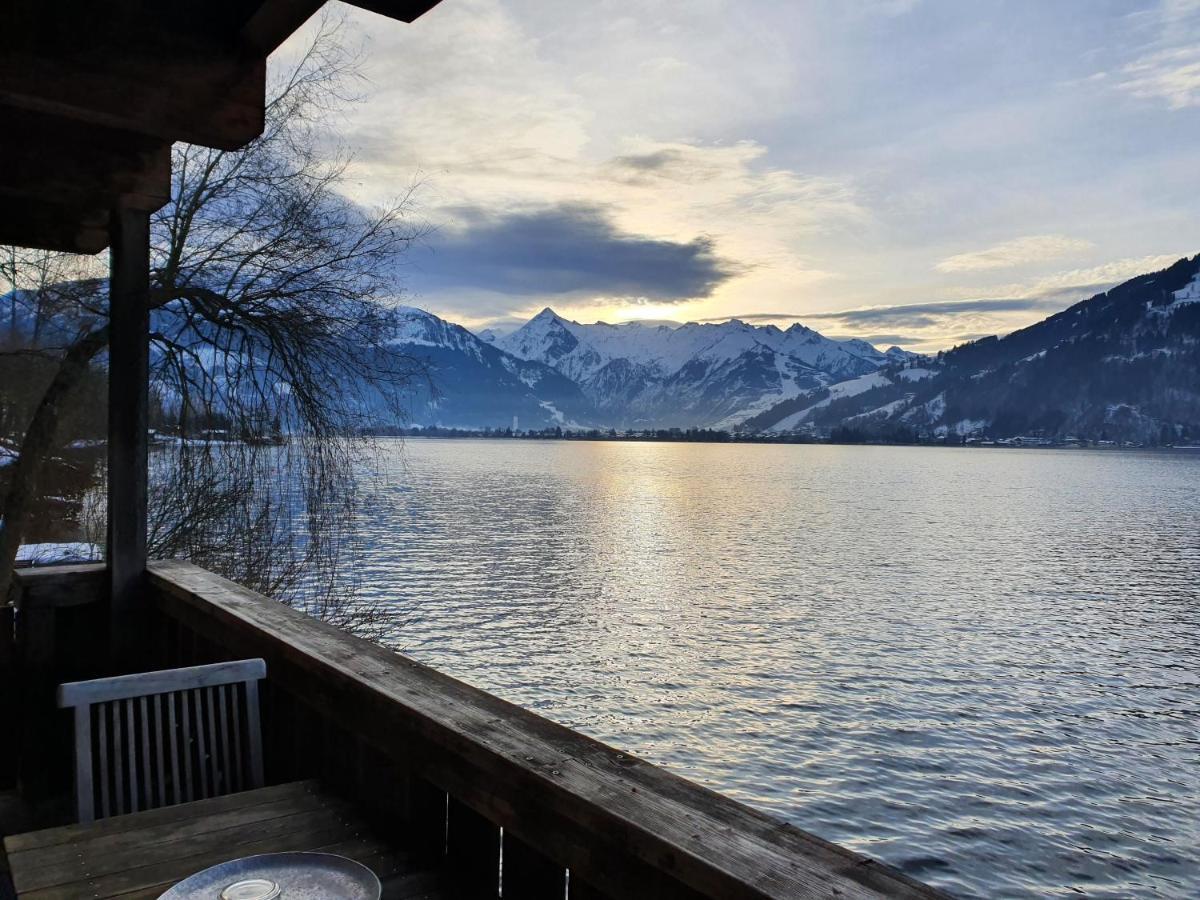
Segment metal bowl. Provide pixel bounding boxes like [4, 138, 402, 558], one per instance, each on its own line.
[157, 852, 381, 900]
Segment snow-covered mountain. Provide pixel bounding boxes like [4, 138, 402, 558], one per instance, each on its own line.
[386, 308, 597, 429]
[746, 254, 1200, 443]
[494, 308, 911, 428]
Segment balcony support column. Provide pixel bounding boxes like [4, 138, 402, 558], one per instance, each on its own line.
[107, 203, 151, 665]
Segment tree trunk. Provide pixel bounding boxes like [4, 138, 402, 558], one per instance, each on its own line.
[0, 325, 110, 599]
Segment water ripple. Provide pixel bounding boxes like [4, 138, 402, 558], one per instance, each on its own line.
[350, 440, 1200, 898]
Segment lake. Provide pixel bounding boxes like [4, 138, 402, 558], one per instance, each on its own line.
[348, 438, 1199, 898]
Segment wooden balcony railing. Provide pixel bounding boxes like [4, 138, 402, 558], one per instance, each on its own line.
[6, 561, 948, 899]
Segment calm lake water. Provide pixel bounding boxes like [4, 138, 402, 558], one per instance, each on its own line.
[350, 439, 1199, 898]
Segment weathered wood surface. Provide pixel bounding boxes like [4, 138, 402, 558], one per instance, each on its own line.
[10, 564, 106, 612]
[4, 780, 445, 900]
[58, 659, 267, 823]
[0, 109, 171, 213]
[107, 205, 151, 668]
[0, 604, 14, 790]
[0, 0, 442, 253]
[10, 565, 108, 815]
[149, 559, 949, 900]
[58, 659, 265, 706]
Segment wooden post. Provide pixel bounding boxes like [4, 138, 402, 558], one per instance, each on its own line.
[107, 204, 150, 666]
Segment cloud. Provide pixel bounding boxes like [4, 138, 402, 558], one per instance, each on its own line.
[411, 203, 741, 301]
[1108, 0, 1200, 109]
[806, 296, 1063, 328]
[694, 253, 1189, 351]
[984, 254, 1185, 300]
[1118, 45, 1200, 109]
[935, 235, 1094, 273]
[279, 1, 1200, 347]
[703, 296, 1064, 331]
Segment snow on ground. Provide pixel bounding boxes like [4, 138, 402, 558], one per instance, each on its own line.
[16, 542, 100, 565]
[951, 418, 988, 436]
[845, 397, 909, 423]
[1173, 270, 1200, 304]
[0, 445, 16, 468]
[538, 400, 566, 425]
[768, 371, 892, 432]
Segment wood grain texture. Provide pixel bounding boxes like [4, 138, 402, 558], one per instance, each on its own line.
[4, 780, 441, 900]
[10, 565, 106, 611]
[148, 559, 950, 900]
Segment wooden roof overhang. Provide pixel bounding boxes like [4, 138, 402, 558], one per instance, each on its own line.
[0, 0, 441, 254]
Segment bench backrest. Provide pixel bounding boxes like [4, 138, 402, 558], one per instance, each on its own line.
[57, 659, 266, 823]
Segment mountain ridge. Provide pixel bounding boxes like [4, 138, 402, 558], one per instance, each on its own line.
[389, 253, 1200, 441]
[745, 254, 1200, 442]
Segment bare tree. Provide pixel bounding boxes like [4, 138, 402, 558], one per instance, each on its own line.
[0, 14, 425, 618]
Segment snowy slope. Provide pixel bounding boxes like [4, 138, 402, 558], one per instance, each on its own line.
[755, 253, 1200, 442]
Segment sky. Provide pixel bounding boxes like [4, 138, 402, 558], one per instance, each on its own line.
[301, 0, 1200, 351]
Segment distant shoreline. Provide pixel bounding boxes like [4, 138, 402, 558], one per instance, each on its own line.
[371, 429, 1195, 451]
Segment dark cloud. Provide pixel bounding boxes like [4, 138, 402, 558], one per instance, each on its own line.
[411, 203, 740, 301]
[611, 149, 686, 172]
[806, 296, 1060, 327]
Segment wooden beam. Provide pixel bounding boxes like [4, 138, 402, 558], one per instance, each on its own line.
[107, 205, 151, 665]
[344, 1, 445, 22]
[0, 46, 265, 152]
[0, 197, 108, 255]
[0, 111, 171, 214]
[240, 0, 327, 55]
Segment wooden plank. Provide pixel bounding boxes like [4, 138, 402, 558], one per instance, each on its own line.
[193, 689, 211, 799]
[217, 684, 232, 795]
[168, 691, 184, 805]
[0, 604, 15, 791]
[568, 875, 611, 900]
[347, 1, 445, 23]
[11, 801, 359, 892]
[0, 108, 170, 212]
[0, 38, 267, 151]
[406, 774, 447, 865]
[240, 0, 326, 54]
[125, 698, 140, 813]
[229, 684, 244, 793]
[111, 701, 125, 816]
[446, 797, 499, 897]
[10, 564, 107, 611]
[149, 560, 949, 900]
[107, 204, 151, 668]
[18, 818, 361, 899]
[139, 695, 153, 808]
[504, 832, 565, 898]
[72, 704, 94, 823]
[58, 659, 265, 708]
[154, 694, 168, 808]
[180, 689, 196, 803]
[9, 790, 350, 877]
[97, 703, 110, 819]
[4, 781, 320, 853]
[245, 678, 265, 788]
[0, 195, 109, 255]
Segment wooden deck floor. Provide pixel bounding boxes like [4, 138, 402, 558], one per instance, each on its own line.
[3, 781, 448, 899]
